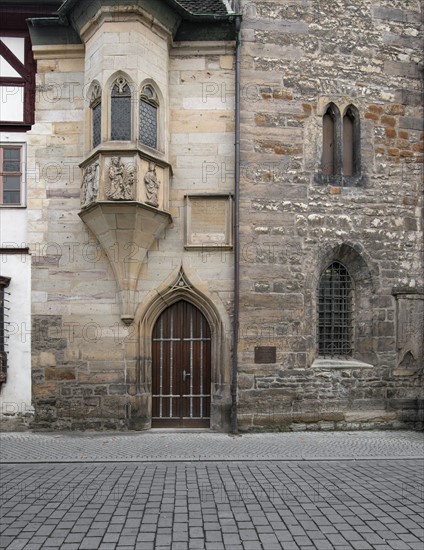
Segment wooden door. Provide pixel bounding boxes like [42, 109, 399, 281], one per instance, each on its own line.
[152, 300, 211, 428]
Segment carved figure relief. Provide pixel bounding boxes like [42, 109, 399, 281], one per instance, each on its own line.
[144, 162, 160, 207]
[395, 294, 424, 369]
[106, 156, 134, 200]
[81, 162, 99, 207]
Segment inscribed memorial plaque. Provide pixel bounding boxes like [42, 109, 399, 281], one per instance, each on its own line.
[185, 195, 232, 248]
[254, 346, 277, 364]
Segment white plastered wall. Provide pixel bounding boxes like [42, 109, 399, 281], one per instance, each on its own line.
[0, 132, 33, 419]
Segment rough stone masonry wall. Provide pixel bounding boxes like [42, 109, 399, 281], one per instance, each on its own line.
[237, 0, 423, 431]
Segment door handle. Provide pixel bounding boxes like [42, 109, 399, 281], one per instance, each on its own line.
[183, 370, 191, 382]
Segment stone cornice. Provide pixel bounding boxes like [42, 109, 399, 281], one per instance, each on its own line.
[32, 43, 84, 60]
[170, 41, 235, 57]
[79, 5, 174, 45]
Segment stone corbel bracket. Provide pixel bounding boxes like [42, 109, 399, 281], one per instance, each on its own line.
[79, 202, 172, 324]
[78, 149, 172, 324]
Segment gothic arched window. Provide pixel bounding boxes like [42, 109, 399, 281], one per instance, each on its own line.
[90, 82, 101, 148]
[111, 77, 131, 141]
[322, 103, 340, 176]
[343, 105, 360, 177]
[139, 85, 158, 149]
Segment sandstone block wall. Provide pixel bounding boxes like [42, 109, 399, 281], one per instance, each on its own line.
[29, 36, 235, 429]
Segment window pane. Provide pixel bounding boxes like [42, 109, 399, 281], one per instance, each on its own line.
[111, 96, 131, 140]
[3, 149, 21, 172]
[4, 175, 20, 190]
[92, 102, 101, 148]
[3, 148, 20, 160]
[139, 100, 157, 148]
[3, 160, 21, 172]
[3, 191, 20, 204]
[111, 83, 131, 141]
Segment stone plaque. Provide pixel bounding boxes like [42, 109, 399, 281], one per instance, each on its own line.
[185, 194, 233, 248]
[254, 346, 277, 364]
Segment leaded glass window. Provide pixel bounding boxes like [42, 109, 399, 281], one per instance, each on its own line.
[90, 83, 102, 149]
[111, 77, 131, 141]
[139, 85, 158, 149]
[92, 103, 101, 148]
[318, 262, 353, 357]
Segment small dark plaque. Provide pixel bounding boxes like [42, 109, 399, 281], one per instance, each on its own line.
[254, 346, 276, 364]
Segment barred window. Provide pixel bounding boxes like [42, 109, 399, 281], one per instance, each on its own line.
[111, 77, 131, 141]
[0, 145, 23, 206]
[318, 262, 353, 357]
[0, 276, 10, 385]
[139, 85, 158, 149]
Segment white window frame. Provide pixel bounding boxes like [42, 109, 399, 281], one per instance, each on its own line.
[0, 142, 26, 207]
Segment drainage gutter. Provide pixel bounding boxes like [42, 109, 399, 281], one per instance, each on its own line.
[231, 13, 241, 434]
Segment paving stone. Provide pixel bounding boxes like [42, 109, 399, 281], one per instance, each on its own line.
[0, 432, 422, 550]
[79, 537, 104, 549]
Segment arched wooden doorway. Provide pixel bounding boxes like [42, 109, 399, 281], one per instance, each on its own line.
[151, 300, 211, 428]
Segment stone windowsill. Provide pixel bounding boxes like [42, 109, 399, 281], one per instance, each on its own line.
[311, 358, 374, 369]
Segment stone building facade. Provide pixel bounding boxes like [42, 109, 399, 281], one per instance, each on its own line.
[0, 0, 422, 431]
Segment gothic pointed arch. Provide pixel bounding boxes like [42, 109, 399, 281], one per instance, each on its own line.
[106, 71, 134, 141]
[322, 102, 341, 176]
[87, 80, 102, 149]
[306, 242, 378, 366]
[342, 104, 361, 177]
[128, 266, 232, 431]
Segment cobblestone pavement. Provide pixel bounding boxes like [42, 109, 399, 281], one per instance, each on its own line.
[0, 430, 423, 463]
[0, 432, 423, 549]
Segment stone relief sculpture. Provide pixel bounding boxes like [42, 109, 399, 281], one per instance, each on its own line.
[106, 156, 134, 200]
[81, 162, 99, 207]
[144, 162, 160, 207]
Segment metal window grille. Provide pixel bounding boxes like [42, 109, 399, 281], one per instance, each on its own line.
[0, 288, 4, 369]
[0, 286, 9, 382]
[111, 83, 131, 141]
[139, 99, 157, 149]
[92, 102, 101, 148]
[318, 261, 353, 357]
